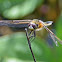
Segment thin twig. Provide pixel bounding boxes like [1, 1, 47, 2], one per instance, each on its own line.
[25, 28, 36, 62]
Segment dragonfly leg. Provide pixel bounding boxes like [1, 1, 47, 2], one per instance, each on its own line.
[29, 30, 36, 42]
[25, 28, 36, 42]
[29, 30, 32, 36]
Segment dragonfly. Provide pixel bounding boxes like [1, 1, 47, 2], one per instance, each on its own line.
[0, 19, 62, 46]
[25, 19, 62, 46]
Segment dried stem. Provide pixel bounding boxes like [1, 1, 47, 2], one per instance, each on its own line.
[25, 28, 36, 62]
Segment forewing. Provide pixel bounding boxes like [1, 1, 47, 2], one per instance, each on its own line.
[41, 21, 62, 46]
[44, 26, 62, 46]
[49, 33, 58, 46]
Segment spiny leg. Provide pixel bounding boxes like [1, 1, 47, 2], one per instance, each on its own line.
[29, 30, 36, 42]
[30, 30, 36, 42]
[29, 30, 32, 36]
[25, 28, 36, 42]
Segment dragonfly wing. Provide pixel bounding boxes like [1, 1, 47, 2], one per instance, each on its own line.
[41, 21, 62, 45]
[44, 26, 62, 45]
[50, 33, 58, 46]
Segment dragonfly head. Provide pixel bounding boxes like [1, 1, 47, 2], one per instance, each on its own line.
[28, 19, 44, 30]
[28, 22, 37, 30]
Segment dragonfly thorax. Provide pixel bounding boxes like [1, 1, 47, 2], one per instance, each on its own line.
[28, 20, 44, 31]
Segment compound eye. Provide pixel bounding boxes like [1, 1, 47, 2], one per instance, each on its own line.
[32, 24, 36, 29]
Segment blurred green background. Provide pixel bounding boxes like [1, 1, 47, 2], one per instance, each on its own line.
[0, 0, 62, 62]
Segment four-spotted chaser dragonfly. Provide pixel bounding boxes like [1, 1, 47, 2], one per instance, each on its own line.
[0, 19, 62, 46]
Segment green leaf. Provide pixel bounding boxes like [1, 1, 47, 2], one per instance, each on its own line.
[3, 0, 44, 19]
[0, 32, 58, 62]
[56, 14, 62, 39]
[55, 13, 62, 62]
[0, 0, 25, 13]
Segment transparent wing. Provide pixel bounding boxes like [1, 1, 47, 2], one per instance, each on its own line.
[44, 26, 62, 45]
[50, 33, 58, 46]
[41, 21, 62, 46]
